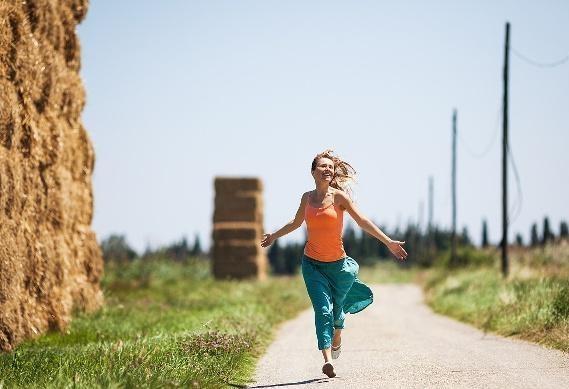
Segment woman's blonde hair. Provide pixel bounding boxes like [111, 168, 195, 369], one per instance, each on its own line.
[311, 149, 356, 196]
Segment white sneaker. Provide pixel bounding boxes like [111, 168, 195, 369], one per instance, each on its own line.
[331, 344, 342, 360]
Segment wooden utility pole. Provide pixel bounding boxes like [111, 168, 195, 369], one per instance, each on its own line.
[501, 22, 510, 277]
[428, 176, 434, 231]
[451, 110, 457, 266]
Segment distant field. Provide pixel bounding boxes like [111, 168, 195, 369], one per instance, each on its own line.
[358, 259, 420, 284]
[0, 259, 309, 388]
[424, 244, 569, 352]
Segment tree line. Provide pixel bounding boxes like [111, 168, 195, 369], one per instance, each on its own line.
[270, 216, 569, 275]
[100, 234, 204, 263]
[482, 217, 569, 247]
[99, 216, 568, 274]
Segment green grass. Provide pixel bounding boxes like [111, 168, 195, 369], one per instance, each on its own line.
[0, 259, 310, 388]
[6, 248, 564, 386]
[424, 256, 569, 352]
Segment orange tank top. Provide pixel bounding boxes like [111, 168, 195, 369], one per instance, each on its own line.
[304, 193, 347, 262]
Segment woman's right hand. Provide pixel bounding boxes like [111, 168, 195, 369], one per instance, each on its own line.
[387, 240, 408, 260]
[261, 233, 275, 248]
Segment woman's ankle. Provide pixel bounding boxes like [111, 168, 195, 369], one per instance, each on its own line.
[321, 348, 332, 362]
[332, 332, 342, 347]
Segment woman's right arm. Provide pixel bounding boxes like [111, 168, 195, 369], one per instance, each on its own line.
[261, 192, 308, 247]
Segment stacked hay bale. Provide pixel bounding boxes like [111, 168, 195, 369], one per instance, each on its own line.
[212, 178, 267, 279]
[0, 0, 103, 351]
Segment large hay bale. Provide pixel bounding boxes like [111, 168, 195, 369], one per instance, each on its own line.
[0, 0, 102, 352]
[212, 177, 267, 280]
[212, 223, 261, 241]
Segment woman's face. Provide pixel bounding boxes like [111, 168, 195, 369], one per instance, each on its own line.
[312, 157, 334, 184]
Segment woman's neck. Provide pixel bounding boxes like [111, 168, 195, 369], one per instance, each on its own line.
[314, 183, 330, 199]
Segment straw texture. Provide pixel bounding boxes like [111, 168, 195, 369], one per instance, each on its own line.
[212, 178, 267, 279]
[0, 0, 102, 352]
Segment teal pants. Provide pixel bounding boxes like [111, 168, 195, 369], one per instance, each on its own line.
[301, 255, 373, 350]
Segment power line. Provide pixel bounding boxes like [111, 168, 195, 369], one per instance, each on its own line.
[511, 47, 569, 68]
[507, 143, 523, 224]
[458, 104, 501, 159]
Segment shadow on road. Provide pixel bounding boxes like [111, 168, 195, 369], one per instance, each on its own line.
[227, 377, 330, 388]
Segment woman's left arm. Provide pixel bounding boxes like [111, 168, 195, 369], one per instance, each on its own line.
[335, 191, 408, 260]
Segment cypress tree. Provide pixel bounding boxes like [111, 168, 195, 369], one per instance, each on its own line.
[542, 216, 554, 245]
[461, 226, 471, 246]
[530, 223, 539, 247]
[191, 234, 202, 256]
[560, 221, 569, 239]
[481, 219, 489, 247]
[268, 239, 284, 274]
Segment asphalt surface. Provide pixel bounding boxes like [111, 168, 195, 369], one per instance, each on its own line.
[250, 284, 569, 389]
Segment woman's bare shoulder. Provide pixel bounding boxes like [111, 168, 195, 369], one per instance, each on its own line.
[332, 189, 351, 209]
[301, 191, 311, 201]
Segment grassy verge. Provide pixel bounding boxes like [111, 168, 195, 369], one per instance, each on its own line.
[423, 245, 569, 352]
[0, 259, 310, 388]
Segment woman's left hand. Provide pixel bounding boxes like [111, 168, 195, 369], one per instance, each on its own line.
[261, 233, 275, 248]
[387, 240, 408, 260]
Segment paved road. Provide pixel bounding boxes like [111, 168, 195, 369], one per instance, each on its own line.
[250, 284, 569, 388]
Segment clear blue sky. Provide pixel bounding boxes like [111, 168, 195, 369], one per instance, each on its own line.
[77, 1, 569, 253]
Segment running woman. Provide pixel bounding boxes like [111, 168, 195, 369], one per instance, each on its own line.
[261, 149, 408, 378]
